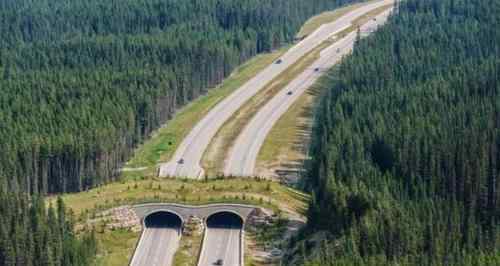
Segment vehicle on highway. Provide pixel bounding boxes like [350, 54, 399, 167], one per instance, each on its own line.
[214, 259, 224, 265]
[287, 91, 293, 95]
[337, 48, 341, 53]
[178, 158, 184, 164]
[314, 67, 320, 72]
[270, 248, 283, 257]
[276, 59, 283, 64]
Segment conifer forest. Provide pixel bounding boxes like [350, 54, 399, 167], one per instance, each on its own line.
[294, 0, 500, 265]
[1, 0, 499, 265]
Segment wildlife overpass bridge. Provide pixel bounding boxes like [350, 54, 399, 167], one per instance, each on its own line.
[132, 203, 257, 224]
[130, 203, 257, 266]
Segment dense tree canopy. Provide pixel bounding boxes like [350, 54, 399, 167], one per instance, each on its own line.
[0, 0, 360, 194]
[290, 0, 500, 265]
[0, 191, 97, 265]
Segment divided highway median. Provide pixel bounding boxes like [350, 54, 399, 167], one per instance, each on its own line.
[159, 0, 395, 179]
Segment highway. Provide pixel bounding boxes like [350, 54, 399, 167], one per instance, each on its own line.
[197, 227, 241, 266]
[224, 9, 394, 177]
[158, 0, 395, 178]
[130, 227, 181, 266]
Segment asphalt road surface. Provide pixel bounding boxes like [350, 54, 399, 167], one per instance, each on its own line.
[224, 8, 394, 177]
[130, 227, 181, 266]
[198, 227, 241, 266]
[159, 0, 394, 178]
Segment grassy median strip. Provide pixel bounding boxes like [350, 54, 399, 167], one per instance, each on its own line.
[296, 0, 384, 39]
[126, 47, 288, 169]
[256, 4, 393, 178]
[127, 0, 384, 171]
[202, 2, 394, 178]
[51, 174, 308, 266]
[201, 39, 335, 177]
[172, 222, 203, 266]
[337, 3, 393, 38]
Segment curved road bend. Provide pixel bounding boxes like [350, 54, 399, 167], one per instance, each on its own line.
[159, 0, 395, 178]
[130, 227, 181, 266]
[224, 8, 394, 177]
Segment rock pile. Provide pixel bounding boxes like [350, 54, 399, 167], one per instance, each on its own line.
[105, 206, 141, 232]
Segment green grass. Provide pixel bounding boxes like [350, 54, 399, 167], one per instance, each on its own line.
[244, 214, 290, 266]
[172, 225, 203, 266]
[201, 40, 333, 177]
[93, 229, 140, 266]
[256, 4, 394, 177]
[68, 177, 309, 266]
[126, 47, 288, 169]
[56, 174, 308, 266]
[296, 0, 381, 39]
[126, 0, 390, 172]
[51, 175, 308, 217]
[63, 4, 392, 265]
[256, 86, 319, 177]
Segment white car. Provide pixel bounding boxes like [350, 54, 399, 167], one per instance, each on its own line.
[270, 249, 282, 257]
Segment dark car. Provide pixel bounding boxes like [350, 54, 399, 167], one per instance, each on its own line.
[178, 158, 184, 164]
[214, 259, 223, 265]
[276, 59, 283, 64]
[287, 91, 293, 95]
[314, 67, 320, 72]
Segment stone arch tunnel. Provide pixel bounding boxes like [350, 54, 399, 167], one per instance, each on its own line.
[143, 211, 183, 229]
[132, 203, 257, 225]
[206, 211, 244, 228]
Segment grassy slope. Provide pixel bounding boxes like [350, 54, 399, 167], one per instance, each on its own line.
[55, 176, 307, 216]
[296, 0, 382, 39]
[126, 48, 287, 169]
[54, 175, 308, 266]
[126, 0, 381, 172]
[201, 41, 330, 177]
[202, 0, 389, 178]
[256, 3, 393, 178]
[93, 229, 139, 266]
[57, 3, 390, 266]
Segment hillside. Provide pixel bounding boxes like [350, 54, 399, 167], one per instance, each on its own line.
[291, 0, 500, 265]
[0, 191, 97, 265]
[0, 0, 360, 194]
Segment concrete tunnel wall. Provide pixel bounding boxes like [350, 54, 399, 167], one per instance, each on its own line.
[205, 210, 244, 228]
[131, 204, 255, 266]
[143, 210, 183, 228]
[132, 203, 257, 223]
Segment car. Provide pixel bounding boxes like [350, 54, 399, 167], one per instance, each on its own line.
[276, 59, 283, 64]
[178, 158, 184, 164]
[270, 248, 283, 257]
[336, 48, 341, 53]
[373, 18, 377, 21]
[287, 91, 293, 95]
[314, 67, 320, 72]
[214, 259, 223, 265]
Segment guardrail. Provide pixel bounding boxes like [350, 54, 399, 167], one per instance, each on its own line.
[196, 224, 207, 266]
[128, 227, 145, 266]
[240, 228, 245, 266]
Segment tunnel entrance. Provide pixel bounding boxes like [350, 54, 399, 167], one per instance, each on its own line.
[206, 211, 244, 228]
[144, 211, 183, 228]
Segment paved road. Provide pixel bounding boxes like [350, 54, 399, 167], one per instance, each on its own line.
[224, 8, 394, 177]
[130, 227, 181, 266]
[159, 0, 394, 178]
[198, 227, 241, 266]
